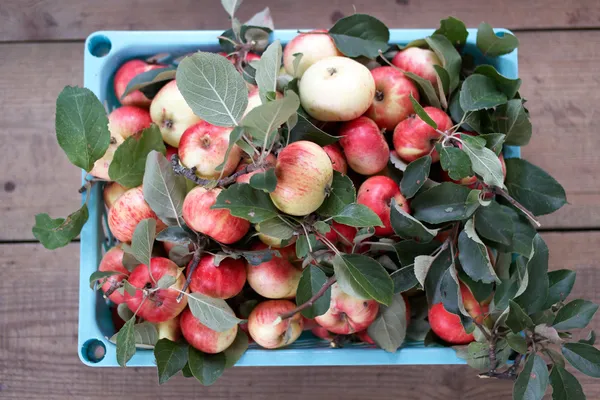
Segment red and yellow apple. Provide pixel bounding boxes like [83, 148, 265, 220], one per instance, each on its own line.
[189, 254, 246, 299]
[247, 300, 304, 349]
[103, 182, 127, 209]
[392, 47, 442, 87]
[357, 176, 410, 236]
[154, 317, 182, 342]
[339, 116, 389, 175]
[283, 30, 342, 78]
[235, 153, 277, 184]
[98, 246, 129, 304]
[114, 59, 166, 108]
[180, 308, 238, 353]
[322, 143, 348, 174]
[246, 243, 302, 299]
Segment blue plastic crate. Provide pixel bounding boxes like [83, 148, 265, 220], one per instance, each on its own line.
[79, 28, 520, 367]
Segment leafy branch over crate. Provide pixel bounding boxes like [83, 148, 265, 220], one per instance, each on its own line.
[32, 0, 598, 397]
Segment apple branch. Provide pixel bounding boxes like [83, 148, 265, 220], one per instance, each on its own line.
[278, 276, 337, 321]
[493, 187, 541, 227]
[176, 237, 208, 302]
[170, 154, 265, 188]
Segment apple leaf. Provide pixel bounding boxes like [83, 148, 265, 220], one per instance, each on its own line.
[390, 264, 418, 293]
[154, 339, 189, 384]
[143, 151, 187, 226]
[433, 65, 450, 98]
[115, 317, 136, 367]
[439, 145, 473, 180]
[296, 265, 331, 319]
[216, 126, 245, 172]
[549, 365, 586, 400]
[493, 99, 532, 146]
[458, 219, 498, 283]
[55, 86, 110, 172]
[256, 217, 295, 240]
[552, 299, 599, 331]
[212, 183, 278, 223]
[474, 201, 513, 246]
[187, 292, 243, 332]
[425, 34, 461, 93]
[317, 171, 356, 216]
[411, 182, 477, 224]
[544, 270, 577, 309]
[156, 274, 177, 290]
[176, 52, 248, 127]
[117, 303, 134, 321]
[241, 91, 300, 145]
[579, 331, 596, 346]
[249, 168, 277, 193]
[506, 332, 528, 354]
[424, 248, 452, 306]
[245, 7, 274, 31]
[255, 40, 282, 103]
[433, 17, 468, 48]
[404, 71, 441, 109]
[461, 135, 505, 187]
[129, 218, 157, 268]
[476, 23, 519, 57]
[121, 67, 176, 100]
[328, 14, 390, 59]
[473, 65, 521, 99]
[513, 355, 549, 400]
[295, 234, 317, 259]
[238, 247, 280, 266]
[449, 91, 484, 133]
[332, 203, 383, 228]
[390, 199, 438, 243]
[155, 225, 195, 245]
[109, 321, 158, 349]
[188, 347, 226, 386]
[168, 244, 193, 267]
[333, 253, 393, 305]
[514, 234, 550, 314]
[224, 330, 249, 368]
[400, 154, 432, 198]
[89, 270, 123, 289]
[506, 300, 535, 333]
[409, 94, 437, 129]
[562, 343, 600, 378]
[368, 293, 407, 352]
[33, 204, 89, 250]
[460, 74, 507, 112]
[108, 124, 166, 188]
[288, 109, 340, 146]
[477, 133, 506, 155]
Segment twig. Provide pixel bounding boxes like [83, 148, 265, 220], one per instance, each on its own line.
[171, 154, 265, 187]
[479, 353, 524, 380]
[493, 187, 542, 227]
[176, 238, 207, 302]
[278, 276, 337, 320]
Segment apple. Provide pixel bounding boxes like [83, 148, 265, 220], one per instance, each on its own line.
[154, 317, 182, 341]
[162, 240, 194, 255]
[339, 116, 389, 175]
[246, 243, 302, 299]
[393, 107, 453, 163]
[247, 300, 304, 349]
[98, 246, 129, 304]
[235, 153, 277, 184]
[178, 121, 243, 179]
[182, 186, 250, 244]
[255, 221, 297, 248]
[124, 257, 188, 323]
[180, 308, 238, 353]
[311, 326, 334, 341]
[150, 80, 202, 147]
[283, 30, 342, 78]
[108, 186, 167, 243]
[355, 330, 375, 344]
[299, 56, 375, 122]
[114, 59, 166, 108]
[188, 254, 246, 299]
[322, 143, 348, 174]
[270, 140, 333, 216]
[364, 66, 419, 131]
[442, 153, 507, 187]
[165, 145, 178, 161]
[219, 51, 261, 67]
[103, 182, 127, 209]
[392, 47, 442, 87]
[323, 221, 357, 250]
[314, 282, 379, 334]
[356, 176, 410, 236]
[244, 87, 282, 117]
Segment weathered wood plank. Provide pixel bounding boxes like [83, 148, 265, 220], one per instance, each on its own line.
[1, 232, 598, 398]
[1, 0, 600, 42]
[1, 30, 599, 241]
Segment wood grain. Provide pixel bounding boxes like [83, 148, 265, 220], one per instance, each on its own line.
[1, 232, 599, 398]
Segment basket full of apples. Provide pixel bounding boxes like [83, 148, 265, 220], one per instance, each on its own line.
[32, 1, 600, 397]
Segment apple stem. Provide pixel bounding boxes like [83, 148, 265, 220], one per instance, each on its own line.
[177, 240, 206, 302]
[278, 276, 337, 321]
[493, 187, 542, 227]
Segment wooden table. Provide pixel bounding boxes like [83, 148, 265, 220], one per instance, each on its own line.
[1, 1, 599, 398]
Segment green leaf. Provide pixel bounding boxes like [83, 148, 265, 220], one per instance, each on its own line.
[390, 199, 438, 242]
[333, 204, 383, 228]
[505, 158, 567, 216]
[461, 135, 504, 187]
[414, 254, 436, 288]
[155, 225, 195, 245]
[238, 248, 281, 266]
[108, 124, 166, 188]
[296, 265, 331, 318]
[109, 321, 159, 349]
[391, 265, 418, 293]
[404, 72, 441, 108]
[55, 86, 110, 172]
[367, 293, 407, 352]
[476, 23, 519, 57]
[393, 240, 442, 267]
[433, 65, 450, 96]
[506, 332, 528, 354]
[248, 168, 277, 193]
[156, 274, 176, 289]
[122, 280, 138, 296]
[425, 34, 461, 93]
[176, 52, 248, 127]
[493, 100, 532, 146]
[215, 126, 246, 172]
[424, 248, 452, 306]
[328, 14, 390, 59]
[411, 182, 477, 224]
[121, 67, 176, 100]
[333, 253, 393, 305]
[549, 365, 586, 400]
[506, 300, 535, 333]
[188, 292, 243, 332]
[154, 339, 189, 384]
[212, 183, 278, 223]
[182, 363, 193, 378]
[515, 235, 550, 314]
[89, 270, 122, 289]
[241, 91, 300, 144]
[221, 0, 242, 17]
[562, 343, 600, 378]
[256, 217, 295, 240]
[449, 91, 483, 133]
[580, 331, 596, 346]
[317, 171, 356, 216]
[314, 221, 331, 235]
[400, 155, 432, 200]
[509, 211, 537, 257]
[116, 317, 136, 367]
[245, 7, 274, 31]
[168, 244, 193, 267]
[143, 151, 186, 226]
[224, 330, 249, 368]
[545, 348, 567, 368]
[513, 354, 549, 400]
[129, 218, 157, 267]
[188, 347, 226, 386]
[409, 95, 437, 129]
[478, 133, 506, 156]
[433, 17, 468, 48]
[32, 205, 89, 250]
[553, 300, 599, 331]
[288, 111, 340, 146]
[475, 201, 513, 246]
[466, 341, 491, 371]
[439, 146, 473, 180]
[460, 74, 507, 111]
[473, 65, 521, 99]
[295, 233, 317, 259]
[255, 40, 282, 102]
[117, 303, 134, 321]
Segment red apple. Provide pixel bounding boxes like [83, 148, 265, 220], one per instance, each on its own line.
[324, 221, 357, 250]
[356, 176, 410, 236]
[393, 107, 453, 163]
[314, 282, 379, 334]
[392, 47, 442, 87]
[247, 300, 304, 349]
[114, 59, 166, 108]
[154, 317, 182, 341]
[165, 145, 178, 161]
[235, 153, 277, 184]
[108, 186, 167, 243]
[270, 140, 333, 216]
[323, 143, 348, 174]
[219, 51, 260, 67]
[355, 330, 375, 344]
[283, 30, 342, 78]
[124, 257, 188, 323]
[180, 308, 238, 353]
[246, 243, 302, 299]
[182, 186, 250, 244]
[103, 182, 127, 209]
[364, 66, 420, 131]
[188, 254, 246, 300]
[311, 326, 334, 341]
[98, 246, 129, 304]
[339, 116, 389, 175]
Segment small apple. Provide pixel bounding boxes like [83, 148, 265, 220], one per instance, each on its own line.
[108, 186, 167, 243]
[189, 254, 246, 299]
[103, 182, 127, 209]
[182, 186, 250, 244]
[247, 300, 304, 349]
[339, 116, 389, 175]
[180, 308, 238, 353]
[392, 47, 442, 87]
[154, 317, 182, 341]
[356, 176, 410, 236]
[178, 121, 243, 179]
[114, 60, 166, 108]
[322, 143, 348, 174]
[235, 153, 277, 184]
[150, 80, 202, 147]
[299, 56, 375, 122]
[314, 282, 379, 334]
[393, 107, 453, 163]
[98, 246, 129, 304]
[364, 66, 419, 131]
[283, 30, 342, 78]
[125, 257, 188, 323]
[246, 243, 302, 299]
[270, 141, 333, 216]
